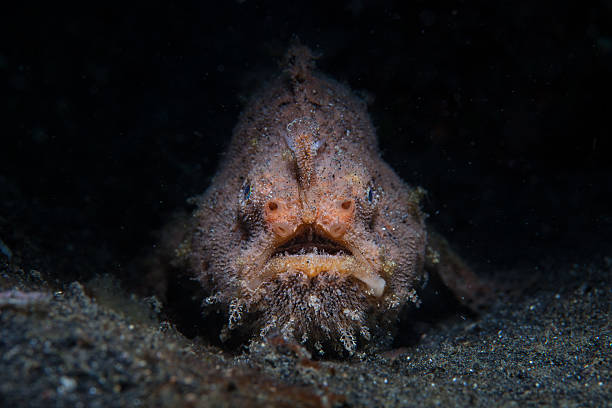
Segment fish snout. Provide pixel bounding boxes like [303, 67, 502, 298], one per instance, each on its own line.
[265, 197, 355, 240]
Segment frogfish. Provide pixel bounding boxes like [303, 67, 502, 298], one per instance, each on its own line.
[173, 46, 487, 355]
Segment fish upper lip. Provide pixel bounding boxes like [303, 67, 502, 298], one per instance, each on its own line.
[271, 225, 353, 257]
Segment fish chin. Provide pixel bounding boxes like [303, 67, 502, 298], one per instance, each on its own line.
[255, 269, 371, 354]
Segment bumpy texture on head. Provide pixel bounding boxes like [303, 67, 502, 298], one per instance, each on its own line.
[186, 46, 428, 354]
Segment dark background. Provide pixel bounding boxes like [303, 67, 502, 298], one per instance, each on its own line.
[1, 1, 610, 291]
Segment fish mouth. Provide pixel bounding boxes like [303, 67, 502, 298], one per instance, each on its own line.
[259, 226, 386, 297]
[272, 226, 352, 257]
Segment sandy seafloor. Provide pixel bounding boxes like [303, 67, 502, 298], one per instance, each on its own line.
[1, 1, 611, 407]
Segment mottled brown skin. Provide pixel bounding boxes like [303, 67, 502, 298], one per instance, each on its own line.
[182, 46, 485, 355]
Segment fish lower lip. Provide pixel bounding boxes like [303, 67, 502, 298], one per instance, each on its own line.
[263, 254, 386, 297]
[268, 253, 353, 277]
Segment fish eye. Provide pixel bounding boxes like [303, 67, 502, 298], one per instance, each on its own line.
[243, 182, 251, 201]
[366, 187, 374, 203]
